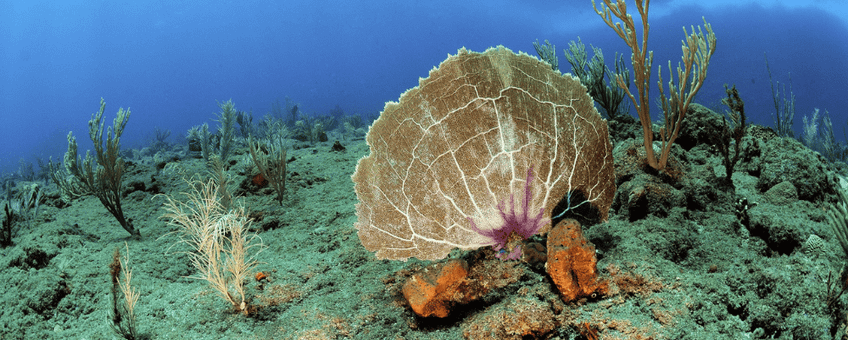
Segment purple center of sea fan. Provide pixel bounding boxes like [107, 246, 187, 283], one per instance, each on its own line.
[467, 166, 548, 260]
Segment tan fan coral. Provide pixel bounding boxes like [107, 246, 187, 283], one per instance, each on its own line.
[352, 46, 615, 261]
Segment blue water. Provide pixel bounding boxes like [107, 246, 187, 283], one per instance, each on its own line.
[2, 0, 847, 173]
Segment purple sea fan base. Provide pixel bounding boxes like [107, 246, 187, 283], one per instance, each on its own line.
[467, 166, 549, 260]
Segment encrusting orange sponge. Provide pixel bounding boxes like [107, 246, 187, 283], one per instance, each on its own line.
[402, 259, 469, 318]
[546, 219, 608, 302]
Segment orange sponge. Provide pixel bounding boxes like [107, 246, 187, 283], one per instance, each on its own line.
[402, 259, 469, 317]
[546, 219, 608, 302]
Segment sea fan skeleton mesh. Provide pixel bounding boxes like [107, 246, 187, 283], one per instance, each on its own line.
[352, 46, 615, 261]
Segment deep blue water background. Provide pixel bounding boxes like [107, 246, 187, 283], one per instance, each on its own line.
[2, 0, 847, 174]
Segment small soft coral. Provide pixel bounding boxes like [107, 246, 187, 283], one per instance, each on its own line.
[467, 167, 548, 260]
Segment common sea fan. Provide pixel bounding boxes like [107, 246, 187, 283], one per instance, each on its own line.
[467, 167, 548, 260]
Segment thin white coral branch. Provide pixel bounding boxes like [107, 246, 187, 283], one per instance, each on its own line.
[160, 178, 262, 314]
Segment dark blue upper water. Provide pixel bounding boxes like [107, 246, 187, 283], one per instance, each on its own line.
[2, 1, 846, 173]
